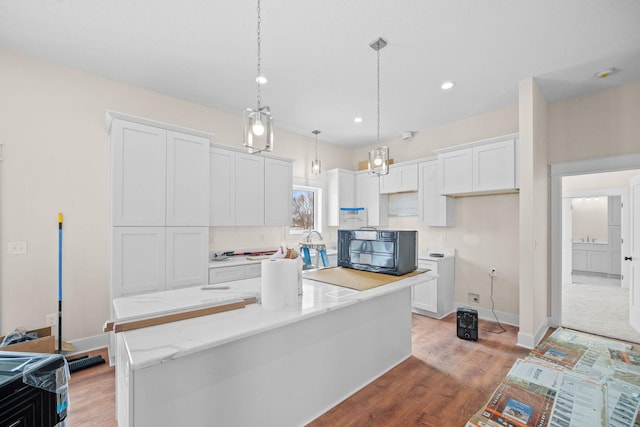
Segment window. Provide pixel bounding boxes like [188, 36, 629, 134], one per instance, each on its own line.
[290, 184, 322, 235]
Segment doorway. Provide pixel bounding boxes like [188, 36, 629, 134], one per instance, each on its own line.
[550, 154, 640, 343]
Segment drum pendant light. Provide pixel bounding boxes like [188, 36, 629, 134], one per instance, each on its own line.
[243, 0, 273, 154]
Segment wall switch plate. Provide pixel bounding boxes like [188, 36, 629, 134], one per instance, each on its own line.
[46, 313, 57, 326]
[8, 241, 27, 254]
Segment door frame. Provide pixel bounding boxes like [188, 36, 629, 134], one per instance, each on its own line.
[550, 153, 640, 327]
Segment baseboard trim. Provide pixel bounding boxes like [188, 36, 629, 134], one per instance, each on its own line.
[517, 318, 549, 349]
[67, 333, 109, 356]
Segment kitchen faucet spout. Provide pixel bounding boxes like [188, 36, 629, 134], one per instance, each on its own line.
[305, 230, 323, 243]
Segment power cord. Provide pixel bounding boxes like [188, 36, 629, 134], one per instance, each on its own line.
[483, 271, 506, 335]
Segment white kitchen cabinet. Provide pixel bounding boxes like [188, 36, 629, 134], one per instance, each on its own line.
[209, 147, 236, 226]
[236, 152, 265, 226]
[208, 262, 262, 284]
[418, 159, 454, 226]
[210, 146, 293, 227]
[327, 169, 356, 227]
[412, 253, 455, 319]
[166, 131, 210, 226]
[112, 227, 208, 297]
[112, 227, 166, 298]
[437, 135, 518, 196]
[265, 157, 293, 226]
[355, 171, 388, 227]
[379, 163, 419, 194]
[111, 120, 167, 227]
[165, 227, 209, 290]
[111, 120, 209, 227]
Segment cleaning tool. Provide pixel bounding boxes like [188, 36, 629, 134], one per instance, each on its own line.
[58, 213, 63, 354]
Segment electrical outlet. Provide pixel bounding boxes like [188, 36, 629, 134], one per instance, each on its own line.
[469, 293, 480, 304]
[489, 268, 497, 277]
[8, 241, 27, 255]
[46, 313, 57, 326]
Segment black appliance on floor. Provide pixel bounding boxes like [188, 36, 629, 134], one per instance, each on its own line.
[457, 307, 479, 341]
[0, 351, 69, 426]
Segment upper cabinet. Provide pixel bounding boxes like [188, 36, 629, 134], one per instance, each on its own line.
[356, 171, 388, 227]
[110, 118, 210, 227]
[379, 163, 419, 194]
[419, 159, 454, 227]
[209, 145, 293, 227]
[437, 135, 518, 196]
[327, 169, 355, 227]
[264, 157, 293, 226]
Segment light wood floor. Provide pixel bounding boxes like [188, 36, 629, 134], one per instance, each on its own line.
[67, 313, 529, 426]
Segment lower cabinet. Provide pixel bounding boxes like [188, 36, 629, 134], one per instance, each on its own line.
[209, 262, 262, 284]
[572, 243, 610, 274]
[112, 226, 209, 298]
[412, 256, 455, 319]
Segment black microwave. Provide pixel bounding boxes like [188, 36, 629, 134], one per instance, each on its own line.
[337, 229, 417, 276]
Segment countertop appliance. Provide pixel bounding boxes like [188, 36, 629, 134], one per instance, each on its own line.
[0, 351, 69, 426]
[338, 229, 417, 276]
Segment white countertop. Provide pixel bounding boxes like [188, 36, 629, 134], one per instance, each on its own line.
[115, 270, 435, 370]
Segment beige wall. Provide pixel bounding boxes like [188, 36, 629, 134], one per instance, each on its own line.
[0, 49, 352, 341]
[548, 80, 640, 164]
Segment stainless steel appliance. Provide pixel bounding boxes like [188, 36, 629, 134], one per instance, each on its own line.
[337, 229, 417, 275]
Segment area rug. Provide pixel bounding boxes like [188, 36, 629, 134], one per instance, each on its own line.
[467, 327, 640, 427]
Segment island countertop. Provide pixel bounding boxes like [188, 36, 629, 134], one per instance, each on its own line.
[114, 270, 435, 370]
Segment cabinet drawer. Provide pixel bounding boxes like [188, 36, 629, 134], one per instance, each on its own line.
[209, 266, 244, 284]
[419, 260, 438, 275]
[244, 263, 262, 278]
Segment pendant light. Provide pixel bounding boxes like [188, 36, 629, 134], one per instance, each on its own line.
[311, 130, 321, 176]
[243, 0, 273, 154]
[368, 37, 390, 176]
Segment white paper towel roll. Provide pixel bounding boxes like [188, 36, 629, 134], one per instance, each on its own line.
[261, 259, 299, 310]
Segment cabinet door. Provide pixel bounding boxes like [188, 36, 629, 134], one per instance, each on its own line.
[473, 139, 515, 192]
[356, 172, 388, 227]
[438, 148, 472, 195]
[419, 160, 454, 226]
[327, 169, 355, 226]
[588, 250, 610, 274]
[111, 120, 167, 226]
[265, 158, 293, 226]
[235, 153, 265, 226]
[209, 148, 236, 226]
[165, 227, 209, 290]
[380, 164, 419, 194]
[572, 249, 588, 271]
[413, 260, 438, 312]
[112, 227, 166, 298]
[166, 131, 210, 226]
[209, 266, 245, 284]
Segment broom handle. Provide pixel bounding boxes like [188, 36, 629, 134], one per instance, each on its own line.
[58, 212, 63, 354]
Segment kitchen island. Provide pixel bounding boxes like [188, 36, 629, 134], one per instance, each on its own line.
[113, 270, 435, 427]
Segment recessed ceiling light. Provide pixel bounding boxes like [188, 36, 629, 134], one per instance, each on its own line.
[595, 68, 617, 79]
[354, 117, 363, 124]
[256, 75, 268, 85]
[441, 81, 455, 90]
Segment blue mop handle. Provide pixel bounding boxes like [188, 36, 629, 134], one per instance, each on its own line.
[58, 212, 63, 354]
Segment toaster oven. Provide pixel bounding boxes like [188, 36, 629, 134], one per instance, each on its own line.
[337, 229, 417, 276]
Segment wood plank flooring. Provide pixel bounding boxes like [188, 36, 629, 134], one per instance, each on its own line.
[66, 313, 529, 426]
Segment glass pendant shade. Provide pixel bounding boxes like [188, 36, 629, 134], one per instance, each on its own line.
[243, 106, 273, 153]
[368, 145, 389, 176]
[311, 159, 321, 176]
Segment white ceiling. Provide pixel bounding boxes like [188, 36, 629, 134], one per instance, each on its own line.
[2, 0, 640, 148]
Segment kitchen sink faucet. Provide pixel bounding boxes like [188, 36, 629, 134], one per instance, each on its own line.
[305, 230, 323, 244]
